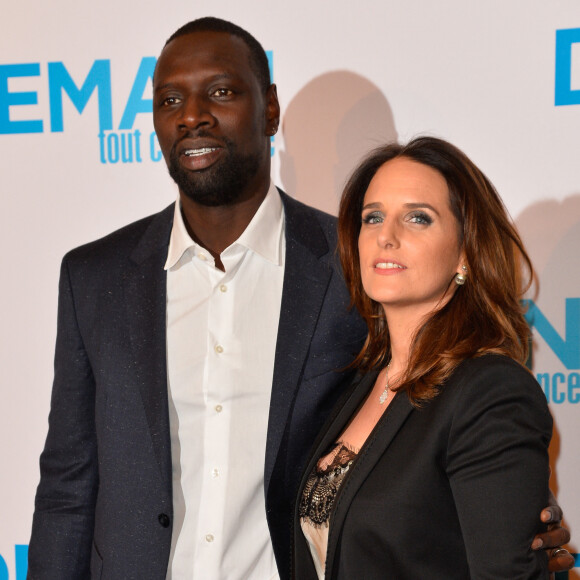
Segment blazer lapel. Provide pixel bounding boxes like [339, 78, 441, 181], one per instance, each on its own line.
[324, 388, 414, 578]
[295, 372, 376, 498]
[124, 205, 174, 495]
[265, 192, 335, 494]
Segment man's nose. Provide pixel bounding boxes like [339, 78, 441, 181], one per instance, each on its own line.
[179, 96, 215, 130]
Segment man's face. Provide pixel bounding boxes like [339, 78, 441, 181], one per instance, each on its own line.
[153, 31, 279, 206]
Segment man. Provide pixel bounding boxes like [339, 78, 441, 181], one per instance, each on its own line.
[28, 17, 572, 580]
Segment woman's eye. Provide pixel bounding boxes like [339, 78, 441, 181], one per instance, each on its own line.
[408, 211, 433, 225]
[362, 212, 383, 225]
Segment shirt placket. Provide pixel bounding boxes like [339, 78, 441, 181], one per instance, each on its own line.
[194, 260, 235, 577]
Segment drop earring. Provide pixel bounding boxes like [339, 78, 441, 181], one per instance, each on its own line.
[455, 265, 467, 286]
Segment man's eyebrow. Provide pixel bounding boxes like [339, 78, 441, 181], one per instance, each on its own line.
[154, 72, 238, 93]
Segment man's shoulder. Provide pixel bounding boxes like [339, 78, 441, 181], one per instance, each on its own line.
[63, 204, 174, 266]
[279, 189, 337, 226]
[278, 189, 339, 254]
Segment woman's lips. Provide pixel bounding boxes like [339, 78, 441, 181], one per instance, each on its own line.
[373, 260, 407, 274]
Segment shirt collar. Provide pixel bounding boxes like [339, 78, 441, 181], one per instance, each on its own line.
[165, 182, 284, 270]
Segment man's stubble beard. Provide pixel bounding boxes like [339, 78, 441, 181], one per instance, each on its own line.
[167, 138, 264, 207]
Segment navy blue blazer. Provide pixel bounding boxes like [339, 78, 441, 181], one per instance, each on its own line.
[28, 190, 367, 580]
[292, 355, 552, 579]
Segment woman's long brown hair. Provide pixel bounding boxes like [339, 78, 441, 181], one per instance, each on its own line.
[338, 136, 534, 405]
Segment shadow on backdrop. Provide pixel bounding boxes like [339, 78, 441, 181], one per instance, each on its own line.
[279, 71, 398, 215]
[517, 193, 580, 381]
[516, 194, 580, 574]
[517, 194, 580, 280]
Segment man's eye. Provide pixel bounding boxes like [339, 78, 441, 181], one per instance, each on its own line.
[212, 88, 234, 97]
[161, 96, 180, 106]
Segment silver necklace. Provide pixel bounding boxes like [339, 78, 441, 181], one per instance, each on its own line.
[378, 362, 392, 405]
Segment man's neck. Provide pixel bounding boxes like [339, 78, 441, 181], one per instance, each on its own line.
[179, 184, 271, 270]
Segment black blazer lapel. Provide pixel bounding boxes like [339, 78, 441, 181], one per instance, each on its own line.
[265, 192, 336, 494]
[297, 372, 376, 481]
[325, 390, 414, 578]
[124, 204, 174, 495]
[291, 372, 371, 580]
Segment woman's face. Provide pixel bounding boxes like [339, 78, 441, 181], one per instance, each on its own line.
[358, 156, 464, 322]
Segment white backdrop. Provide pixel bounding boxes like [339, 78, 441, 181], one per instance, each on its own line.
[1, 1, 579, 577]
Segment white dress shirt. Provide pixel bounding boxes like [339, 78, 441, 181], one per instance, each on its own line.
[165, 183, 285, 579]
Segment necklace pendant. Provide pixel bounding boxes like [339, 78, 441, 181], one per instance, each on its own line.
[378, 361, 392, 405]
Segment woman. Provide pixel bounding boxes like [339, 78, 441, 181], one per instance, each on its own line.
[294, 137, 553, 578]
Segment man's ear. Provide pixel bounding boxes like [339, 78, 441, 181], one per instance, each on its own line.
[265, 84, 280, 136]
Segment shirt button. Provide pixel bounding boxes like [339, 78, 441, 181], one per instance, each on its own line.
[215, 404, 223, 413]
[219, 284, 227, 293]
[205, 534, 214, 543]
[212, 468, 220, 478]
[198, 253, 207, 261]
[215, 344, 224, 354]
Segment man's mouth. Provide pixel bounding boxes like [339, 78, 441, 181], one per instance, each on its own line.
[183, 147, 220, 157]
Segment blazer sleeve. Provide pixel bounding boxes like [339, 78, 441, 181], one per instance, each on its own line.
[28, 256, 98, 579]
[446, 357, 552, 579]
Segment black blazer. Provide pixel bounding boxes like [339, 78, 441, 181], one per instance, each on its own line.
[28, 190, 367, 580]
[292, 355, 552, 579]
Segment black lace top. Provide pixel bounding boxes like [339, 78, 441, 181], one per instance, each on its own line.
[299, 442, 358, 528]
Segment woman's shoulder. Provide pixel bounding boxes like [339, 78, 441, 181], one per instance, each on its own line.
[451, 353, 537, 387]
[444, 354, 551, 423]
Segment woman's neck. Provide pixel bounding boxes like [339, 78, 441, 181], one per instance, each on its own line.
[384, 308, 423, 381]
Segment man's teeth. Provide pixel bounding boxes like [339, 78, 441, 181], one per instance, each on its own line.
[184, 147, 218, 157]
[376, 262, 404, 269]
